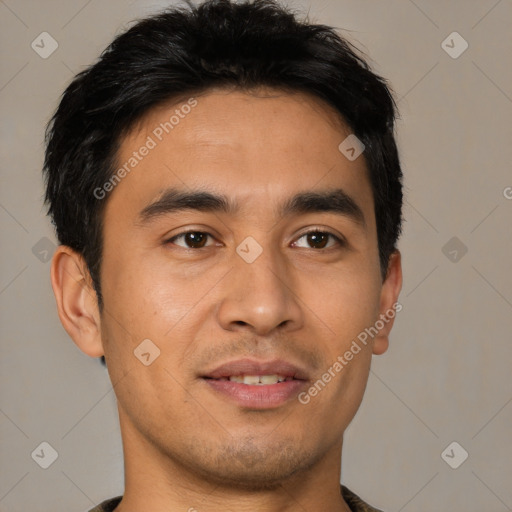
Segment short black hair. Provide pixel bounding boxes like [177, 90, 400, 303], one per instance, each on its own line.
[43, 0, 403, 314]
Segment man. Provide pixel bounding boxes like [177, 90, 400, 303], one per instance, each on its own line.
[43, 0, 403, 510]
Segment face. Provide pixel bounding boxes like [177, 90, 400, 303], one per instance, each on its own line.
[92, 87, 400, 488]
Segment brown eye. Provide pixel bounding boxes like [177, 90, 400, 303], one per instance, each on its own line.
[293, 230, 344, 250]
[306, 232, 329, 249]
[168, 231, 212, 248]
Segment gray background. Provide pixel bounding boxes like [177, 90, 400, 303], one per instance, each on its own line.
[1, 0, 511, 511]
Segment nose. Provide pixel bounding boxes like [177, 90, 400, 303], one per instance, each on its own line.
[216, 243, 303, 336]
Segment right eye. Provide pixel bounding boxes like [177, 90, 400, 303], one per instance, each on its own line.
[165, 231, 216, 249]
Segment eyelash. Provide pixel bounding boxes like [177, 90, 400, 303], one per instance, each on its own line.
[165, 229, 346, 250]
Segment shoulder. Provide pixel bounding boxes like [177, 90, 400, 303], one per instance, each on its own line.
[87, 496, 122, 512]
[87, 490, 381, 512]
[341, 485, 384, 512]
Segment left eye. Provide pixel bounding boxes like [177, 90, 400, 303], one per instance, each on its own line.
[293, 231, 343, 249]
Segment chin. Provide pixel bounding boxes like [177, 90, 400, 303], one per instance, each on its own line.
[180, 437, 321, 491]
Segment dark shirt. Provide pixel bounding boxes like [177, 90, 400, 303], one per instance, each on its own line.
[88, 485, 383, 511]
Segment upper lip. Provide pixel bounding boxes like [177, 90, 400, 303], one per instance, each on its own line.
[201, 358, 310, 381]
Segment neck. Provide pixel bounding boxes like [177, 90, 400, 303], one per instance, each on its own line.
[114, 408, 351, 512]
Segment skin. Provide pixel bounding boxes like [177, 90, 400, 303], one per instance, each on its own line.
[51, 87, 402, 512]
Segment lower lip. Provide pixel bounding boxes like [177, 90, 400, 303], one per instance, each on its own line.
[203, 379, 306, 409]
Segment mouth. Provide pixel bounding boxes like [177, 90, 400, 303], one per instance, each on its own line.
[200, 359, 309, 409]
[207, 374, 297, 385]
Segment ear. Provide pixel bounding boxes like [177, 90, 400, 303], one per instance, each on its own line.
[50, 246, 104, 358]
[372, 250, 403, 356]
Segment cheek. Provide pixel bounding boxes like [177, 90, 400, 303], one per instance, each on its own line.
[298, 263, 380, 422]
[101, 250, 192, 331]
[100, 252, 225, 377]
[308, 267, 381, 348]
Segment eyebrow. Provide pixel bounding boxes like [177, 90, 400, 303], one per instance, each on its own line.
[136, 187, 366, 229]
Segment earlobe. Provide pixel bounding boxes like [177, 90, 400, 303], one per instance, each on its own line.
[372, 250, 403, 356]
[50, 246, 104, 358]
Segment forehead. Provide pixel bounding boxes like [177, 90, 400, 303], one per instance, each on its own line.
[105, 87, 375, 231]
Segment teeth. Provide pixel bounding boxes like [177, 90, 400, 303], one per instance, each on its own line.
[243, 375, 261, 385]
[227, 374, 288, 385]
[260, 375, 283, 384]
